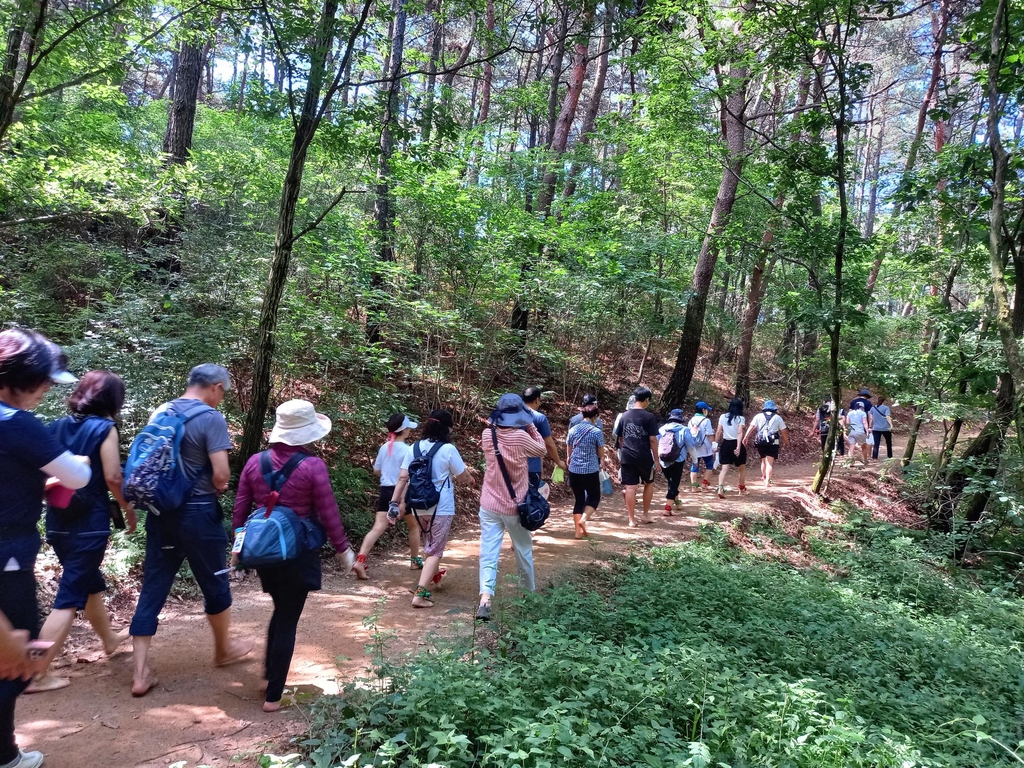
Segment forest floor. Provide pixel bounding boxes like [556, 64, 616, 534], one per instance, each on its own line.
[17, 434, 931, 768]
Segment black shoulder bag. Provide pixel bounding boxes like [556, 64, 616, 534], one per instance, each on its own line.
[491, 426, 550, 532]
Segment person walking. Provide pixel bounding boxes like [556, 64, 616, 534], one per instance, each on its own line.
[687, 402, 715, 493]
[522, 387, 567, 490]
[611, 387, 660, 527]
[233, 399, 362, 712]
[0, 328, 91, 768]
[569, 394, 603, 431]
[811, 397, 845, 457]
[658, 409, 692, 514]
[28, 371, 137, 694]
[870, 396, 893, 459]
[845, 402, 872, 466]
[128, 364, 253, 698]
[850, 388, 872, 413]
[477, 395, 547, 621]
[355, 413, 421, 575]
[744, 400, 789, 488]
[390, 410, 474, 609]
[565, 403, 605, 538]
[714, 398, 748, 498]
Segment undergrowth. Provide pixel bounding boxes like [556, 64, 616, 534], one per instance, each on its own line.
[265, 511, 1024, 768]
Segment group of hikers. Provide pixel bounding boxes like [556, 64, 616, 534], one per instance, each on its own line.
[0, 326, 895, 768]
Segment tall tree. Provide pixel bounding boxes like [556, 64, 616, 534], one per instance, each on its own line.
[162, 31, 204, 164]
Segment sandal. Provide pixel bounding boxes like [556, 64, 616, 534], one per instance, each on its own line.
[410, 556, 424, 570]
[663, 502, 673, 516]
[412, 586, 434, 608]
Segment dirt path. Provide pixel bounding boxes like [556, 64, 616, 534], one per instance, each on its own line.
[17, 445, 912, 768]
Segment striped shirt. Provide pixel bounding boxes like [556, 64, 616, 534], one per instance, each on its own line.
[480, 425, 547, 515]
[567, 422, 604, 474]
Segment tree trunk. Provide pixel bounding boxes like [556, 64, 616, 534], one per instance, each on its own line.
[563, 0, 612, 199]
[162, 39, 203, 164]
[237, 0, 370, 469]
[862, 0, 948, 306]
[478, 0, 495, 124]
[663, 16, 749, 409]
[544, 2, 570, 150]
[419, 1, 443, 143]
[537, 5, 592, 216]
[0, 0, 42, 147]
[366, 0, 407, 345]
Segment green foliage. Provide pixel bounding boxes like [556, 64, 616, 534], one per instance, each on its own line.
[291, 527, 1024, 767]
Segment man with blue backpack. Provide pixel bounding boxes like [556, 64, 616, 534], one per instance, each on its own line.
[124, 364, 252, 697]
[657, 409, 693, 515]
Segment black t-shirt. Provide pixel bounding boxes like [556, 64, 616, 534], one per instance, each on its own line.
[613, 409, 660, 466]
[849, 397, 871, 413]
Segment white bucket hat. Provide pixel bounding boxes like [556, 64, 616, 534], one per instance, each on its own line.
[269, 399, 332, 446]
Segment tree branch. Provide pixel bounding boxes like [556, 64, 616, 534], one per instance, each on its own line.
[289, 187, 368, 245]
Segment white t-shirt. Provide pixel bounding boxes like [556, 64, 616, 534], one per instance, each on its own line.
[400, 439, 466, 516]
[718, 413, 746, 441]
[373, 440, 412, 487]
[750, 412, 787, 444]
[688, 414, 715, 457]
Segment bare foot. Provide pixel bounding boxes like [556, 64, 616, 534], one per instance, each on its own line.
[411, 594, 434, 608]
[104, 628, 130, 656]
[132, 669, 158, 697]
[352, 561, 369, 580]
[627, 520, 638, 528]
[214, 638, 254, 667]
[640, 516, 654, 525]
[25, 675, 71, 694]
[263, 700, 283, 713]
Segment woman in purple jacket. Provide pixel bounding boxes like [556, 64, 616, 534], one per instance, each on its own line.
[232, 399, 365, 712]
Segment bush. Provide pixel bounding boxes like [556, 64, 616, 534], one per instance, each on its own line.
[290, 528, 1024, 767]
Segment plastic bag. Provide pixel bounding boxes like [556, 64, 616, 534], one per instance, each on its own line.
[552, 466, 565, 484]
[600, 470, 614, 496]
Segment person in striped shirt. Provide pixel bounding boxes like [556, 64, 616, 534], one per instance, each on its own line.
[565, 404, 605, 539]
[476, 394, 547, 622]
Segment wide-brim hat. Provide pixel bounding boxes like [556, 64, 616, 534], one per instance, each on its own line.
[269, 399, 332, 446]
[859, 389, 871, 396]
[763, 400, 778, 411]
[491, 393, 534, 428]
[667, 408, 686, 423]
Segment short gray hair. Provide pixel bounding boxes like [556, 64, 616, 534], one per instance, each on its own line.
[188, 363, 232, 391]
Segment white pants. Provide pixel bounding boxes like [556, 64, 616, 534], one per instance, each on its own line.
[478, 508, 535, 597]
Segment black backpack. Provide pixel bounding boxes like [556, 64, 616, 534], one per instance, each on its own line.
[405, 442, 446, 512]
[491, 427, 550, 532]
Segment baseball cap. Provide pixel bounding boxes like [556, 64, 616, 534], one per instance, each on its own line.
[582, 394, 598, 406]
[695, 401, 712, 411]
[46, 342, 77, 385]
[859, 388, 871, 396]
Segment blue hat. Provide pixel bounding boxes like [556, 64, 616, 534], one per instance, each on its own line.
[859, 388, 871, 396]
[667, 408, 686, 423]
[763, 400, 777, 411]
[695, 401, 711, 412]
[491, 393, 534, 428]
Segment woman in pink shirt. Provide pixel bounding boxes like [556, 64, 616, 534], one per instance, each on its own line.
[476, 393, 547, 621]
[232, 400, 364, 713]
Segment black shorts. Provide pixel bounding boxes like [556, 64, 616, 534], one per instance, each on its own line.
[718, 439, 747, 466]
[756, 443, 780, 459]
[376, 485, 396, 512]
[621, 462, 656, 486]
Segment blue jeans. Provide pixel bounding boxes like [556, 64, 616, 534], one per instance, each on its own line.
[129, 495, 232, 636]
[478, 508, 535, 597]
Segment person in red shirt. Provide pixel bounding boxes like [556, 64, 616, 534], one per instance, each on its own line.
[233, 399, 364, 712]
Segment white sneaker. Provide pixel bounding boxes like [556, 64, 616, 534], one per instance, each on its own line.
[0, 750, 44, 768]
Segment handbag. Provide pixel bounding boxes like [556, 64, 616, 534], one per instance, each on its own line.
[491, 427, 550, 532]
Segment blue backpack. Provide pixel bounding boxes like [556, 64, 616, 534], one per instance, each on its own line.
[237, 452, 326, 568]
[122, 402, 213, 515]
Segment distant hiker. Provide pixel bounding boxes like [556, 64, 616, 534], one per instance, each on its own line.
[687, 402, 715, 493]
[870, 396, 893, 459]
[714, 397, 748, 498]
[850, 388, 872, 413]
[612, 394, 637, 471]
[658, 409, 693, 514]
[127, 364, 252, 698]
[522, 387, 568, 489]
[391, 409, 473, 609]
[611, 387, 660, 527]
[356, 413, 422, 573]
[744, 400, 789, 488]
[233, 399, 361, 712]
[811, 397, 845, 456]
[30, 371, 136, 694]
[0, 329, 89, 768]
[566, 403, 605, 538]
[569, 394, 604, 431]
[845, 402, 872, 467]
[477, 395, 547, 621]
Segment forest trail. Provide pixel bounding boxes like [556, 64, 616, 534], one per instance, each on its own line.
[17, 443, 918, 768]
